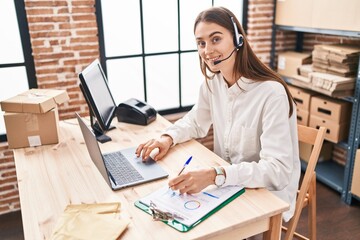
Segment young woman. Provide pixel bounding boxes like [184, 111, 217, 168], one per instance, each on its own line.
[135, 6, 300, 222]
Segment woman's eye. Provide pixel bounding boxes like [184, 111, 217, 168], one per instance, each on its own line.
[212, 37, 221, 43]
[197, 41, 206, 48]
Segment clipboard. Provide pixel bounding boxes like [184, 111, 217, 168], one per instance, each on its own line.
[134, 187, 245, 232]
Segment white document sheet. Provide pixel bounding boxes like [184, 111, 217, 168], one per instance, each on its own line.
[139, 185, 244, 227]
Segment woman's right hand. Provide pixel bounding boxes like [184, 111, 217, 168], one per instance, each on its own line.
[135, 134, 173, 161]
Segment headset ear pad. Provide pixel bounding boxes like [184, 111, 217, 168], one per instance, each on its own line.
[237, 34, 244, 48]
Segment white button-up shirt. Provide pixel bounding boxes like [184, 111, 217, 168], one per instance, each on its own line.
[164, 73, 300, 221]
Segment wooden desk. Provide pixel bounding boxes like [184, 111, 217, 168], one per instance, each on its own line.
[13, 115, 289, 240]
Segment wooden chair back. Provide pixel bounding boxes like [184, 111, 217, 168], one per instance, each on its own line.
[283, 125, 326, 240]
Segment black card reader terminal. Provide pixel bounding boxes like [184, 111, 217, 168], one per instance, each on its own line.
[116, 98, 157, 125]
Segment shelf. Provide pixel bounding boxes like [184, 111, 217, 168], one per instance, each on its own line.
[283, 76, 356, 103]
[301, 160, 344, 193]
[272, 7, 360, 204]
[337, 141, 349, 149]
[275, 25, 360, 38]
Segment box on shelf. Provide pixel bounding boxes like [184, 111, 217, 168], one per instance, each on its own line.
[275, 0, 313, 28]
[288, 85, 316, 110]
[275, 0, 360, 32]
[285, 75, 354, 98]
[332, 144, 347, 166]
[313, 44, 360, 63]
[298, 64, 313, 78]
[0, 89, 69, 149]
[299, 140, 333, 163]
[296, 108, 309, 126]
[310, 95, 351, 123]
[291, 74, 311, 84]
[309, 72, 355, 92]
[351, 149, 360, 198]
[309, 115, 349, 143]
[277, 51, 312, 78]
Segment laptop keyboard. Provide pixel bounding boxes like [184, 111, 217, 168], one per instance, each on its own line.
[104, 151, 144, 185]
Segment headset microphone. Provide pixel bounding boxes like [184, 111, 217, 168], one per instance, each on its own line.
[214, 47, 237, 65]
[214, 16, 244, 65]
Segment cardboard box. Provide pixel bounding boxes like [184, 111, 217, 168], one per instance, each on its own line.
[332, 144, 347, 166]
[310, 96, 351, 123]
[351, 149, 360, 198]
[0, 89, 69, 114]
[4, 109, 59, 149]
[309, 72, 355, 92]
[1, 88, 69, 149]
[275, 0, 313, 28]
[277, 51, 312, 78]
[312, 0, 360, 32]
[309, 115, 349, 143]
[288, 85, 316, 110]
[275, 0, 360, 32]
[298, 64, 313, 78]
[299, 140, 333, 163]
[296, 108, 309, 126]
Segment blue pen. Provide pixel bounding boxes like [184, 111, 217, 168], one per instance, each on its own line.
[177, 156, 193, 176]
[169, 156, 192, 189]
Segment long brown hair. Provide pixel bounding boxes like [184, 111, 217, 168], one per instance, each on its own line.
[194, 7, 295, 117]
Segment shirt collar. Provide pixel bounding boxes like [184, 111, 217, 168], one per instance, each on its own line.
[217, 74, 258, 94]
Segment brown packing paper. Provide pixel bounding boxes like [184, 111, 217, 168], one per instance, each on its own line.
[312, 50, 329, 62]
[314, 44, 360, 64]
[50, 212, 129, 240]
[328, 60, 358, 71]
[50, 203, 130, 240]
[298, 64, 313, 77]
[309, 72, 355, 92]
[64, 202, 121, 214]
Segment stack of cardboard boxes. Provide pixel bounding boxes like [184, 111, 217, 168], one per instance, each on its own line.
[278, 44, 360, 97]
[309, 44, 360, 95]
[0, 89, 69, 149]
[288, 85, 333, 162]
[288, 85, 314, 126]
[277, 46, 355, 164]
[312, 44, 360, 77]
[288, 83, 352, 143]
[309, 95, 351, 144]
[332, 144, 348, 166]
[277, 51, 312, 79]
[285, 81, 352, 164]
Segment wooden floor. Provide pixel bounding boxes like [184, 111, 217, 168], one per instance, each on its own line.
[1, 180, 360, 240]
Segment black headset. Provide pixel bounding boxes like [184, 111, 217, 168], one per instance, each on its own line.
[230, 16, 244, 49]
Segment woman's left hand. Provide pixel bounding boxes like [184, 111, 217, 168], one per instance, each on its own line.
[168, 168, 216, 194]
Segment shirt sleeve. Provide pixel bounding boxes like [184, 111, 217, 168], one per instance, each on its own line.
[223, 94, 295, 191]
[163, 81, 213, 145]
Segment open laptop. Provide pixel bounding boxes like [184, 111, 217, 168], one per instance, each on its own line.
[75, 112, 168, 190]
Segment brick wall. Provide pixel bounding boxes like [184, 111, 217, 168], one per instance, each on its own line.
[1, 0, 360, 216]
[26, 0, 97, 119]
[0, 0, 97, 215]
[0, 143, 19, 214]
[247, 0, 277, 64]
